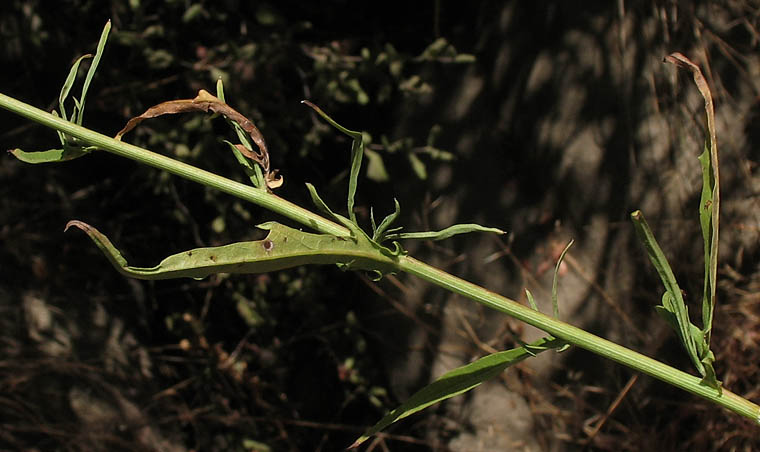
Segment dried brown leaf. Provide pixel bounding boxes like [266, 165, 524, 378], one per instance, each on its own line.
[663, 53, 717, 159]
[115, 89, 270, 172]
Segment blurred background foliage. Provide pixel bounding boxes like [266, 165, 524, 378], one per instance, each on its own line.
[2, 1, 760, 451]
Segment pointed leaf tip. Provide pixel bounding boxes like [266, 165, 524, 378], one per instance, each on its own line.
[387, 223, 505, 242]
[64, 219, 86, 233]
[351, 336, 565, 448]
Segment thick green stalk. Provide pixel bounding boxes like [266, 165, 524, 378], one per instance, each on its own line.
[1, 91, 758, 424]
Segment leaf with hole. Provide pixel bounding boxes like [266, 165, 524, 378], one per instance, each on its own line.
[65, 220, 396, 280]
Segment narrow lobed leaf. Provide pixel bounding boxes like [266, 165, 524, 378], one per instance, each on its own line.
[58, 53, 93, 123]
[697, 147, 715, 336]
[301, 100, 364, 223]
[665, 52, 720, 348]
[350, 336, 567, 449]
[551, 240, 573, 319]
[630, 210, 706, 377]
[301, 100, 362, 140]
[373, 198, 401, 242]
[76, 20, 111, 125]
[65, 220, 396, 280]
[370, 206, 378, 236]
[386, 223, 505, 241]
[305, 183, 360, 239]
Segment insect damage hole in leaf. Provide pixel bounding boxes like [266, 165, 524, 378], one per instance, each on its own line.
[64, 219, 397, 280]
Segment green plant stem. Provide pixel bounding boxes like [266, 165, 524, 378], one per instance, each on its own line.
[0, 93, 345, 237]
[1, 91, 758, 424]
[397, 256, 758, 422]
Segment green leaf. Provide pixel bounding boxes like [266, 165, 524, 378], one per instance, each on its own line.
[76, 20, 111, 125]
[373, 198, 401, 242]
[347, 137, 364, 223]
[350, 336, 566, 449]
[58, 53, 93, 122]
[654, 301, 679, 332]
[386, 223, 505, 241]
[698, 145, 717, 342]
[305, 183, 359, 238]
[700, 349, 721, 390]
[302, 100, 363, 224]
[64, 220, 396, 280]
[9, 147, 92, 164]
[663, 52, 722, 392]
[215, 77, 226, 102]
[14, 20, 111, 164]
[630, 211, 705, 376]
[525, 289, 539, 312]
[552, 240, 573, 320]
[551, 240, 573, 352]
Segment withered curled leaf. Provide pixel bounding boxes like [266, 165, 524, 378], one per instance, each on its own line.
[116, 89, 270, 173]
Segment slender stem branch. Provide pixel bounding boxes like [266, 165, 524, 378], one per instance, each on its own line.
[1, 91, 758, 424]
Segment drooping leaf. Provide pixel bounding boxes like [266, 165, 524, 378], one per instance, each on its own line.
[301, 100, 363, 224]
[350, 336, 566, 449]
[115, 89, 275, 184]
[65, 220, 396, 280]
[385, 223, 505, 241]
